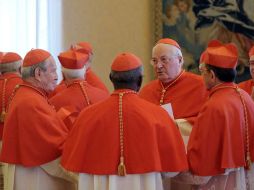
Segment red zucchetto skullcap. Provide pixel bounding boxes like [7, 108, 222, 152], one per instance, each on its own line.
[111, 53, 142, 72]
[71, 42, 93, 55]
[1, 52, 22, 64]
[156, 38, 181, 50]
[58, 50, 89, 69]
[204, 40, 238, 69]
[249, 46, 254, 61]
[23, 49, 51, 67]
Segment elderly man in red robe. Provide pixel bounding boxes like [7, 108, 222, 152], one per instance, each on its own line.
[0, 52, 23, 139]
[50, 41, 109, 97]
[238, 46, 254, 100]
[50, 50, 109, 129]
[60, 52, 188, 190]
[174, 40, 254, 189]
[0, 52, 23, 189]
[73, 41, 109, 93]
[0, 49, 77, 190]
[139, 38, 207, 150]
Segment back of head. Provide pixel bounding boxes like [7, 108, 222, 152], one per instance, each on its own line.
[110, 53, 143, 91]
[21, 49, 51, 79]
[0, 52, 22, 74]
[201, 40, 238, 82]
[58, 50, 88, 79]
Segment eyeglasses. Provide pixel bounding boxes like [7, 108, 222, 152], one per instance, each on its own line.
[150, 56, 177, 66]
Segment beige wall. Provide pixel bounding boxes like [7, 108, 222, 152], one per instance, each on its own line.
[62, 0, 155, 92]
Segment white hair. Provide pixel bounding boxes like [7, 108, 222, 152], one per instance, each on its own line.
[0, 60, 22, 73]
[62, 67, 86, 79]
[153, 43, 184, 65]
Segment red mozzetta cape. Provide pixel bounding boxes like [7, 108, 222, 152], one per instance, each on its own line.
[188, 83, 254, 176]
[139, 71, 207, 123]
[50, 80, 109, 130]
[61, 89, 188, 174]
[238, 79, 254, 95]
[0, 83, 69, 166]
[49, 80, 109, 112]
[0, 73, 23, 139]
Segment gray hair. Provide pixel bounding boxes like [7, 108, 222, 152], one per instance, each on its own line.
[21, 61, 47, 79]
[0, 61, 22, 73]
[62, 67, 86, 79]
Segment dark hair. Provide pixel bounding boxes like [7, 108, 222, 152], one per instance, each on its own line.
[206, 64, 236, 82]
[110, 66, 143, 90]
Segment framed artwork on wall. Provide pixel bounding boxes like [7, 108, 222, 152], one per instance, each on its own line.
[154, 0, 254, 82]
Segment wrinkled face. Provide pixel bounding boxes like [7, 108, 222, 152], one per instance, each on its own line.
[199, 63, 213, 90]
[250, 59, 254, 80]
[151, 44, 182, 84]
[39, 57, 58, 93]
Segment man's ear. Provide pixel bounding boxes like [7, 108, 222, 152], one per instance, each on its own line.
[34, 67, 41, 81]
[210, 70, 216, 82]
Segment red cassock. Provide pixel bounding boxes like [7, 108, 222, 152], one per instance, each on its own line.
[61, 89, 188, 174]
[188, 83, 254, 176]
[0, 73, 23, 139]
[49, 80, 109, 112]
[139, 71, 207, 123]
[0, 83, 69, 166]
[238, 79, 254, 95]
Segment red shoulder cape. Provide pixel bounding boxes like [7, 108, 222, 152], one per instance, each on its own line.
[0, 84, 68, 166]
[139, 71, 208, 124]
[188, 83, 254, 176]
[61, 90, 188, 174]
[49, 80, 109, 112]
